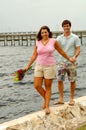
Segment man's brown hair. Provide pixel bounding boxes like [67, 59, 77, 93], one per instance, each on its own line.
[62, 20, 71, 27]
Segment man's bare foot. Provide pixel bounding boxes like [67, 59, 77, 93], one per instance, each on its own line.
[45, 108, 50, 115]
[68, 99, 75, 106]
[54, 99, 64, 105]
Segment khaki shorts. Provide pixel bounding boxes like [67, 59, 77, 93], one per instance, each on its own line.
[34, 64, 56, 79]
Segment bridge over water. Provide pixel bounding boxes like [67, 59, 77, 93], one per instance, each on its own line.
[0, 30, 86, 46]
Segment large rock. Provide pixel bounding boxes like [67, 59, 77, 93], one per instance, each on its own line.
[0, 96, 86, 130]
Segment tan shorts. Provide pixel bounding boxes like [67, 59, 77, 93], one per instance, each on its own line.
[34, 64, 56, 79]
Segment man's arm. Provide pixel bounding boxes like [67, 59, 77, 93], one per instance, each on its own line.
[72, 46, 80, 62]
[74, 46, 80, 58]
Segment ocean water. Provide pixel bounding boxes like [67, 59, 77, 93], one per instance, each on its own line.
[0, 42, 86, 124]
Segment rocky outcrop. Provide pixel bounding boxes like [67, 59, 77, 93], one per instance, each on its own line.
[0, 96, 86, 130]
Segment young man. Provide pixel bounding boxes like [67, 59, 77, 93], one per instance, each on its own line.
[54, 20, 81, 105]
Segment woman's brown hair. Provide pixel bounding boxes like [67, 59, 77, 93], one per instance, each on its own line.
[36, 25, 52, 41]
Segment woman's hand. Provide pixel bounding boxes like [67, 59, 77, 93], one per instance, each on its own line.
[24, 65, 32, 72]
[24, 66, 29, 72]
[69, 57, 76, 63]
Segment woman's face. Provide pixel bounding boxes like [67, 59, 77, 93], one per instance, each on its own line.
[41, 29, 49, 39]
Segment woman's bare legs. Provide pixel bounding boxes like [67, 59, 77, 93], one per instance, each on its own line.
[34, 77, 53, 114]
[44, 78, 53, 114]
[34, 77, 46, 109]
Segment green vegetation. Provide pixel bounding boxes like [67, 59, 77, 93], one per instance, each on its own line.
[76, 124, 86, 130]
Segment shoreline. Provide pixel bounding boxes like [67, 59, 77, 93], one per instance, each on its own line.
[0, 96, 86, 130]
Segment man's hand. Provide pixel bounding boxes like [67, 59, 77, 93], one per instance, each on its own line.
[69, 57, 76, 63]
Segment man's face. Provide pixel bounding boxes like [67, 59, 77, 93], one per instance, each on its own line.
[62, 24, 71, 33]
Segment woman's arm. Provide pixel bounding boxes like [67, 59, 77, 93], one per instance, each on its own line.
[25, 45, 38, 71]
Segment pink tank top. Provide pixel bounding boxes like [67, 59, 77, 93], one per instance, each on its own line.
[36, 38, 56, 65]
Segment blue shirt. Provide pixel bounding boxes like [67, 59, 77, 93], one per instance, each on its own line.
[56, 33, 81, 63]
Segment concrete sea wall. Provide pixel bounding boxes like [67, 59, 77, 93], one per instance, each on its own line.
[0, 96, 86, 130]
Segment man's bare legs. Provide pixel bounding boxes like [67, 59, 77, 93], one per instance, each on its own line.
[58, 81, 64, 103]
[55, 81, 76, 105]
[54, 81, 64, 105]
[69, 81, 76, 105]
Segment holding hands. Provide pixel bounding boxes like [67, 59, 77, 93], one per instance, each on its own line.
[69, 57, 76, 63]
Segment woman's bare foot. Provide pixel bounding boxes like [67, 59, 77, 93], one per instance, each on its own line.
[42, 103, 46, 109]
[45, 107, 50, 115]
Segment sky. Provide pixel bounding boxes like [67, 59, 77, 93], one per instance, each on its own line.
[0, 0, 86, 32]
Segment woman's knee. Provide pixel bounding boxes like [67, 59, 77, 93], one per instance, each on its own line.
[34, 77, 43, 89]
[34, 83, 40, 89]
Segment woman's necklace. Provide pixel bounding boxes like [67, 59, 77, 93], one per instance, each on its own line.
[41, 38, 49, 45]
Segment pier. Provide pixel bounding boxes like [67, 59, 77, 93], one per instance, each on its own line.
[0, 32, 36, 46]
[0, 30, 86, 46]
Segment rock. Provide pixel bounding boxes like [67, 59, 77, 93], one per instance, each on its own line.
[0, 96, 86, 130]
[78, 100, 86, 110]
